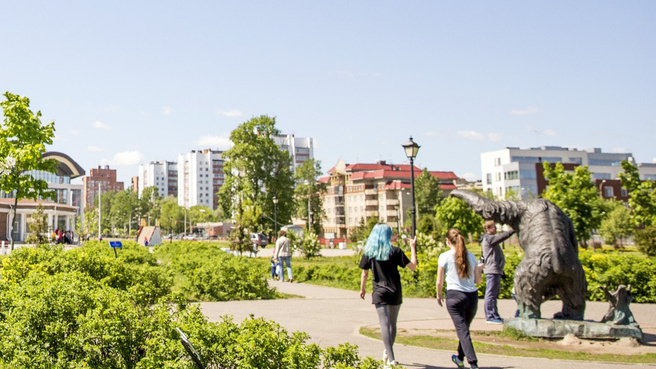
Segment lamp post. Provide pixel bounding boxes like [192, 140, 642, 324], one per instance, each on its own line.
[273, 196, 278, 236]
[598, 179, 607, 198]
[402, 136, 420, 238]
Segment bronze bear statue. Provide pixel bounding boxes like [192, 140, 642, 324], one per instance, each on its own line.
[450, 190, 587, 320]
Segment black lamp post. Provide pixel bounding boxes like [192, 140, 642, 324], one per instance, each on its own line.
[402, 136, 420, 238]
[273, 196, 278, 236]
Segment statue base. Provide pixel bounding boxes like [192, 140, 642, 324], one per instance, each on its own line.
[505, 318, 644, 341]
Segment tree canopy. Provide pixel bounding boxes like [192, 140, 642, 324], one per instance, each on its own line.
[541, 162, 605, 247]
[0, 92, 58, 248]
[218, 115, 296, 234]
[414, 168, 443, 218]
[294, 158, 326, 235]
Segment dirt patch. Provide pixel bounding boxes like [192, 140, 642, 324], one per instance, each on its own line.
[402, 328, 656, 356]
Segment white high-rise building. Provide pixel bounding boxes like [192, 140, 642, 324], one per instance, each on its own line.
[177, 149, 225, 209]
[137, 161, 178, 198]
[481, 146, 638, 199]
[273, 134, 314, 170]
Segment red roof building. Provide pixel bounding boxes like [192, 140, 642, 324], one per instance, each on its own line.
[321, 159, 459, 239]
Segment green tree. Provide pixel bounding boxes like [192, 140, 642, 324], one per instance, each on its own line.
[294, 158, 326, 235]
[618, 159, 656, 227]
[598, 199, 633, 249]
[434, 197, 483, 240]
[349, 216, 379, 243]
[109, 189, 139, 235]
[26, 205, 50, 245]
[140, 186, 160, 226]
[219, 116, 295, 235]
[414, 168, 442, 218]
[0, 92, 58, 249]
[542, 162, 604, 248]
[159, 196, 184, 234]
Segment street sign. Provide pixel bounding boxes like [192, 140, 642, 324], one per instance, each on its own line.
[109, 241, 123, 248]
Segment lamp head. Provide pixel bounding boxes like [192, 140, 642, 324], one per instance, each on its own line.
[402, 136, 420, 159]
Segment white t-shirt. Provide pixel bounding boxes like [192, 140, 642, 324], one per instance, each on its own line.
[437, 249, 478, 293]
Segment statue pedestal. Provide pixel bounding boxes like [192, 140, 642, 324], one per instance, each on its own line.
[505, 318, 644, 341]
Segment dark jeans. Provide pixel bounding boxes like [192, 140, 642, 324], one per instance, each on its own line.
[484, 273, 502, 321]
[446, 290, 478, 366]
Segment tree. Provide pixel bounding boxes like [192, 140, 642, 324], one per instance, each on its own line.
[159, 196, 185, 234]
[219, 116, 295, 235]
[414, 169, 442, 218]
[598, 199, 632, 249]
[0, 92, 58, 249]
[294, 159, 326, 235]
[434, 197, 483, 240]
[618, 159, 656, 227]
[26, 205, 50, 245]
[542, 162, 604, 248]
[109, 189, 139, 235]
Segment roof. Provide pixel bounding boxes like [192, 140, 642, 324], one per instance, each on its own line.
[43, 151, 86, 179]
[0, 198, 77, 212]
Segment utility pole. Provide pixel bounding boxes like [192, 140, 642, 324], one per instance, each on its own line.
[98, 182, 102, 240]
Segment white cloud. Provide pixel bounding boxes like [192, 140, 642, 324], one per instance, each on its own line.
[460, 172, 480, 181]
[92, 121, 111, 130]
[195, 135, 233, 149]
[102, 151, 144, 166]
[609, 147, 630, 154]
[163, 106, 174, 115]
[653, 158, 656, 164]
[511, 107, 542, 116]
[86, 146, 106, 152]
[217, 109, 243, 117]
[331, 70, 355, 78]
[457, 130, 501, 142]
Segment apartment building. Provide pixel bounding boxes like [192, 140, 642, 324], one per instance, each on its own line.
[177, 149, 225, 209]
[321, 159, 458, 239]
[137, 161, 178, 198]
[479, 146, 656, 199]
[82, 165, 125, 209]
[273, 134, 314, 171]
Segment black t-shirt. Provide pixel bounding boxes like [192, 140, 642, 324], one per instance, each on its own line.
[359, 247, 411, 305]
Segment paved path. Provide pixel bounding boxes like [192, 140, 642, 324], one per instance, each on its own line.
[199, 279, 656, 369]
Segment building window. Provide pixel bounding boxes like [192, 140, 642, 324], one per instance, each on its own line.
[621, 188, 628, 197]
[604, 186, 614, 197]
[504, 170, 519, 180]
[486, 173, 492, 185]
[495, 157, 501, 166]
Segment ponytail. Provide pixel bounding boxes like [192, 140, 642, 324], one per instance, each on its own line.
[447, 228, 470, 279]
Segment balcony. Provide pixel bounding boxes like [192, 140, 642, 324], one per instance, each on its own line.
[365, 200, 378, 206]
[386, 199, 399, 206]
[365, 210, 379, 217]
[364, 188, 377, 195]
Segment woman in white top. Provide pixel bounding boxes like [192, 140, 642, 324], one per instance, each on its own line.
[436, 228, 483, 369]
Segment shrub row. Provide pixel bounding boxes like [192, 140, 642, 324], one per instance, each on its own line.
[0, 242, 384, 368]
[296, 248, 656, 303]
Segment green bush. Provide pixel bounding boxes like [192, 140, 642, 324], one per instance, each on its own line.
[154, 241, 276, 301]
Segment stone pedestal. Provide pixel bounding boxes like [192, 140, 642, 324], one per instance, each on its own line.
[505, 318, 644, 341]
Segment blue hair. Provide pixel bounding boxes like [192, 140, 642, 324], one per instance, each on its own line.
[363, 224, 393, 261]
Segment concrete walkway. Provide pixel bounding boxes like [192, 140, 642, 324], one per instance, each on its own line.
[199, 278, 656, 369]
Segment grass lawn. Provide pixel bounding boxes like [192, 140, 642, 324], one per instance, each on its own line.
[360, 327, 656, 364]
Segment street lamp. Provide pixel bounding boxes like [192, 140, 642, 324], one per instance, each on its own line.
[599, 180, 607, 198]
[273, 196, 278, 236]
[402, 136, 420, 238]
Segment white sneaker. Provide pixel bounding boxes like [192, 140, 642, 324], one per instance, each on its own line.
[384, 360, 398, 368]
[382, 349, 388, 363]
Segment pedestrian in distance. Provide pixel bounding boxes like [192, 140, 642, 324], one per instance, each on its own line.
[274, 230, 293, 282]
[480, 219, 515, 324]
[359, 223, 417, 368]
[436, 228, 484, 369]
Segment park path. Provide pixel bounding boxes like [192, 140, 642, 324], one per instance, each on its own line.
[199, 274, 656, 369]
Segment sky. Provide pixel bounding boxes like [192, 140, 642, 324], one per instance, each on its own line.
[1, 1, 655, 186]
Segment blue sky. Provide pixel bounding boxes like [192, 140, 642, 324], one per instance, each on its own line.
[2, 1, 654, 185]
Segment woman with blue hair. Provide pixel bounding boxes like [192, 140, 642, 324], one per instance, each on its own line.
[359, 224, 417, 367]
